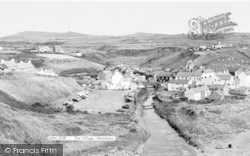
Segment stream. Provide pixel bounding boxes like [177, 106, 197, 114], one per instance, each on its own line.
[141, 96, 197, 156]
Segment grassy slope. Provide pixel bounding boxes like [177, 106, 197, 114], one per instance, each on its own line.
[45, 59, 104, 73]
[0, 73, 148, 155]
[153, 95, 250, 151]
[2, 32, 250, 70]
[0, 102, 147, 155]
[0, 73, 82, 105]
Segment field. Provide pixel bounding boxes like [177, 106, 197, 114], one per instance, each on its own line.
[73, 90, 130, 113]
[45, 59, 104, 73]
[107, 56, 147, 66]
[37, 54, 80, 60]
[1, 31, 250, 70]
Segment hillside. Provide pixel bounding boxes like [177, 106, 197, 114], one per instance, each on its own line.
[1, 31, 250, 69]
[0, 31, 95, 41]
[45, 58, 104, 73]
[0, 73, 148, 155]
[0, 73, 82, 105]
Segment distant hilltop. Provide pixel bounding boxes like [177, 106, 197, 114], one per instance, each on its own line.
[1, 31, 172, 39]
[5, 31, 94, 38]
[0, 30, 249, 43]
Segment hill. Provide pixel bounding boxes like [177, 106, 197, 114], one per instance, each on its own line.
[1, 31, 250, 69]
[0, 73, 82, 105]
[0, 73, 148, 155]
[2, 31, 93, 39]
[140, 46, 250, 71]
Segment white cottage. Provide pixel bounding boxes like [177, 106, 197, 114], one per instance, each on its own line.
[110, 71, 124, 89]
[238, 71, 250, 87]
[184, 86, 211, 101]
[168, 79, 192, 91]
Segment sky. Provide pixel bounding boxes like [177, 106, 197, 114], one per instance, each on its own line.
[0, 1, 249, 37]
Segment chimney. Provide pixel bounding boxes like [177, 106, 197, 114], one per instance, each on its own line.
[11, 58, 15, 62]
[20, 61, 23, 64]
[28, 60, 31, 64]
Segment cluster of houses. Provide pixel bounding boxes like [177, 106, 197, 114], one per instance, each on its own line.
[95, 69, 132, 90]
[78, 65, 148, 90]
[187, 42, 233, 52]
[118, 59, 249, 102]
[30, 45, 64, 53]
[75, 58, 250, 102]
[0, 58, 57, 77]
[0, 59, 36, 73]
[155, 63, 250, 101]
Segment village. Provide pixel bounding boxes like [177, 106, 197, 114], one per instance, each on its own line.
[0, 36, 250, 156]
[1, 1, 250, 155]
[1, 41, 250, 113]
[58, 55, 250, 114]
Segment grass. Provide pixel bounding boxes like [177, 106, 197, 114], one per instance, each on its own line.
[152, 93, 250, 150]
[37, 54, 80, 60]
[0, 93, 148, 155]
[0, 73, 148, 155]
[0, 73, 82, 105]
[0, 102, 146, 154]
[59, 67, 100, 77]
[45, 59, 104, 73]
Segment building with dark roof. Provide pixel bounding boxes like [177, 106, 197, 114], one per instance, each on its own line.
[53, 45, 64, 53]
[156, 72, 175, 83]
[0, 64, 10, 72]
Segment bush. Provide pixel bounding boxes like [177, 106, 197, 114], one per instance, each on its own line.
[66, 104, 74, 113]
[116, 109, 126, 113]
[129, 128, 137, 133]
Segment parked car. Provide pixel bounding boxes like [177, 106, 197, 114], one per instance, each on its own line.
[72, 96, 81, 102]
[122, 104, 130, 109]
[229, 89, 247, 96]
[79, 94, 87, 99]
[63, 100, 73, 106]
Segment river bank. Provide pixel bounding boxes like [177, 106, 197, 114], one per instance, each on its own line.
[152, 92, 250, 156]
[79, 88, 150, 156]
[141, 95, 197, 156]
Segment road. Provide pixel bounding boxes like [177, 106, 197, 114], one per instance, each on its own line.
[141, 96, 197, 156]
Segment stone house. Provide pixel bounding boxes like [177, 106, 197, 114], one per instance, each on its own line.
[238, 71, 250, 87]
[184, 85, 211, 101]
[168, 79, 192, 91]
[97, 70, 113, 82]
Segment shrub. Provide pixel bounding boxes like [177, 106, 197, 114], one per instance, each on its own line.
[66, 104, 74, 113]
[129, 128, 137, 133]
[116, 109, 126, 113]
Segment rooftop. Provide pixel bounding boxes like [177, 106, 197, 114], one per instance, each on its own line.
[157, 72, 173, 77]
[203, 68, 214, 73]
[176, 72, 192, 77]
[0, 64, 8, 69]
[185, 86, 209, 94]
[216, 74, 232, 80]
[168, 79, 190, 84]
[176, 70, 202, 77]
